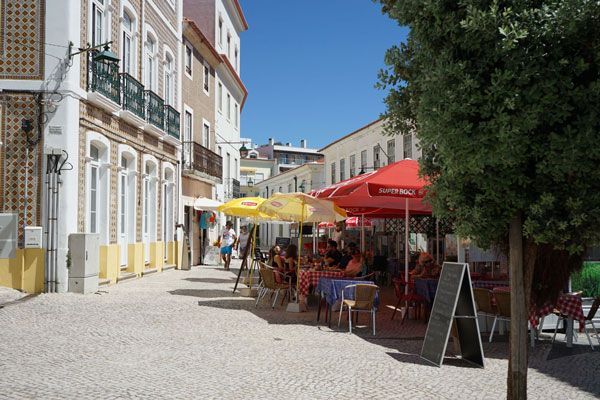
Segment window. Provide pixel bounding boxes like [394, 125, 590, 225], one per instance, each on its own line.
[91, 0, 105, 46]
[288, 183, 292, 193]
[89, 145, 100, 233]
[255, 172, 264, 183]
[360, 150, 367, 172]
[218, 17, 223, 46]
[349, 154, 356, 178]
[340, 158, 345, 181]
[185, 45, 192, 76]
[164, 53, 174, 105]
[226, 93, 231, 120]
[203, 62, 209, 93]
[234, 46, 239, 71]
[145, 34, 156, 91]
[373, 145, 380, 170]
[119, 156, 127, 235]
[227, 33, 231, 59]
[403, 134, 413, 159]
[122, 12, 133, 74]
[218, 82, 223, 112]
[203, 123, 210, 148]
[184, 111, 192, 142]
[387, 139, 396, 163]
[234, 103, 238, 128]
[331, 162, 336, 184]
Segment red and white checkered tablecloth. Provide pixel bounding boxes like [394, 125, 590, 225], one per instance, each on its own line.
[529, 294, 586, 332]
[298, 270, 344, 296]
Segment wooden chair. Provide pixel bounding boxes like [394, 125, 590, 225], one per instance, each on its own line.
[490, 291, 511, 342]
[473, 288, 496, 332]
[552, 296, 600, 350]
[337, 284, 379, 335]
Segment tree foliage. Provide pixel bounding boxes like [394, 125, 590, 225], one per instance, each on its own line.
[377, 0, 600, 261]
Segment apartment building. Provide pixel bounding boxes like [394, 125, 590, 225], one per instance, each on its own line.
[319, 118, 420, 186]
[256, 138, 322, 174]
[0, 0, 183, 293]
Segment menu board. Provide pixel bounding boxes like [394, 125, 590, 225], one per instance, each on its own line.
[275, 237, 291, 249]
[421, 262, 484, 368]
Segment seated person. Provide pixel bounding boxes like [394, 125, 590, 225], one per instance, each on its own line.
[339, 242, 357, 269]
[344, 248, 364, 277]
[284, 244, 298, 281]
[268, 245, 286, 283]
[411, 252, 441, 279]
[323, 240, 342, 268]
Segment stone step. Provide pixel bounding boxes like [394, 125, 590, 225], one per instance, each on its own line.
[142, 267, 158, 276]
[120, 265, 128, 272]
[163, 264, 176, 271]
[98, 278, 111, 286]
[117, 271, 137, 282]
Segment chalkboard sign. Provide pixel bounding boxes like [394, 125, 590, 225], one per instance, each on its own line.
[420, 262, 484, 368]
[275, 237, 290, 249]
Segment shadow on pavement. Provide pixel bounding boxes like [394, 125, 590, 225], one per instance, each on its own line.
[168, 289, 236, 298]
[182, 278, 237, 284]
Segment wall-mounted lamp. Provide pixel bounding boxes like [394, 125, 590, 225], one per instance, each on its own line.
[69, 41, 120, 65]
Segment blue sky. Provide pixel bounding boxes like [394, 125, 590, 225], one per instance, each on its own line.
[239, 0, 409, 149]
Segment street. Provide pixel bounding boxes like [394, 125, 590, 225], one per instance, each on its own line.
[0, 261, 598, 399]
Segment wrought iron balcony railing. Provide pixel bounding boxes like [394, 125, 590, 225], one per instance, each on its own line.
[164, 104, 180, 140]
[145, 90, 164, 130]
[87, 54, 121, 104]
[120, 73, 145, 120]
[182, 141, 223, 180]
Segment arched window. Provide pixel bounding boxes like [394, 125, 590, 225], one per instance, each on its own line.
[118, 146, 137, 266]
[91, 0, 107, 46]
[162, 164, 175, 247]
[164, 52, 174, 105]
[145, 32, 157, 91]
[121, 11, 135, 74]
[143, 157, 158, 262]
[87, 133, 110, 245]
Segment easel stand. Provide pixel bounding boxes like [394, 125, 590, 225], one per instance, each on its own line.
[233, 225, 258, 296]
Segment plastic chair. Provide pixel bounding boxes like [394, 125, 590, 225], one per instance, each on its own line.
[552, 297, 599, 350]
[255, 266, 291, 309]
[337, 284, 379, 335]
[391, 277, 427, 322]
[490, 291, 511, 342]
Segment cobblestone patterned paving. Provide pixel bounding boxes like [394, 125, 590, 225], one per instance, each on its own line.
[0, 260, 599, 399]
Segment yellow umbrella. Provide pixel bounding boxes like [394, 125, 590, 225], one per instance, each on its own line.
[258, 192, 347, 301]
[217, 197, 274, 291]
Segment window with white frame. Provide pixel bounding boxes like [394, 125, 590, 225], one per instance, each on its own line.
[226, 93, 231, 120]
[340, 158, 345, 181]
[121, 11, 134, 74]
[234, 46, 239, 71]
[218, 82, 223, 112]
[87, 139, 109, 244]
[203, 123, 210, 148]
[184, 111, 192, 142]
[349, 154, 356, 178]
[360, 150, 367, 171]
[373, 145, 380, 170]
[218, 17, 223, 46]
[164, 52, 174, 105]
[227, 32, 231, 59]
[89, 145, 100, 233]
[387, 138, 396, 163]
[403, 133, 413, 159]
[91, 0, 106, 46]
[185, 44, 192, 76]
[203, 62, 209, 93]
[145, 33, 157, 91]
[234, 103, 238, 128]
[288, 183, 292, 193]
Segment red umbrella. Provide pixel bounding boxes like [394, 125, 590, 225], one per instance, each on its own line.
[345, 216, 372, 228]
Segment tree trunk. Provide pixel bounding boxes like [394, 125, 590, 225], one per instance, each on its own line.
[507, 214, 528, 399]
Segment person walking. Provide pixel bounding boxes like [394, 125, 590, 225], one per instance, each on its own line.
[236, 225, 250, 260]
[220, 221, 237, 271]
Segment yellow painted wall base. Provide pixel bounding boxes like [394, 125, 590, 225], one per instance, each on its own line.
[0, 248, 45, 294]
[127, 243, 144, 276]
[176, 241, 184, 269]
[167, 241, 176, 266]
[99, 244, 120, 284]
[149, 242, 164, 272]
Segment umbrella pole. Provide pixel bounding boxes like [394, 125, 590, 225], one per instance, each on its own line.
[360, 215, 365, 253]
[296, 199, 304, 303]
[435, 218, 440, 265]
[248, 222, 257, 290]
[405, 198, 409, 295]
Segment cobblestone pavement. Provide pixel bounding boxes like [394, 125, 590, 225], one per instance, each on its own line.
[1, 260, 599, 399]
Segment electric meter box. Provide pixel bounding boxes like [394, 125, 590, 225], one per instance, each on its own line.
[68, 233, 99, 294]
[0, 213, 18, 259]
[24, 226, 43, 248]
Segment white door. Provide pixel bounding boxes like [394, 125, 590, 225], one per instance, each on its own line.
[143, 177, 150, 262]
[119, 171, 128, 265]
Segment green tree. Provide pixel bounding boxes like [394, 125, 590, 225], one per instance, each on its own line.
[377, 1, 600, 398]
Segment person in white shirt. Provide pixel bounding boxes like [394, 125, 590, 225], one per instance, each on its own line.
[236, 225, 250, 260]
[220, 221, 237, 271]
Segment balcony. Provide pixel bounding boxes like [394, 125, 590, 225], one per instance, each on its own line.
[144, 90, 165, 135]
[182, 141, 223, 181]
[164, 104, 180, 140]
[232, 178, 240, 199]
[87, 54, 121, 112]
[120, 73, 146, 126]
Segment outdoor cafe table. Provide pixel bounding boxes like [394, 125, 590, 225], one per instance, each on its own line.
[316, 278, 379, 326]
[529, 293, 586, 348]
[413, 278, 438, 308]
[298, 269, 344, 297]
